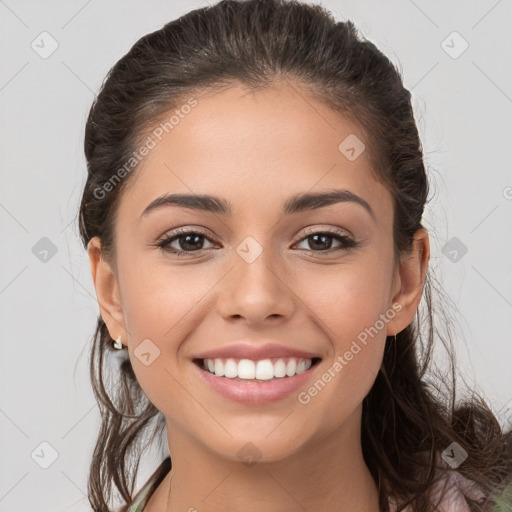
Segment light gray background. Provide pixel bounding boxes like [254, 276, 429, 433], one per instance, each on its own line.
[1, 0, 511, 510]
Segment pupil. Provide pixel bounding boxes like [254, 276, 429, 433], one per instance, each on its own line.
[182, 234, 202, 251]
[310, 234, 331, 250]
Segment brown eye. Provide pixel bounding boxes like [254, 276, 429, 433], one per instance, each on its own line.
[295, 229, 358, 253]
[156, 229, 216, 256]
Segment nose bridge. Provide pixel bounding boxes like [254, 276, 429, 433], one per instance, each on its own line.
[234, 236, 282, 298]
[217, 235, 295, 322]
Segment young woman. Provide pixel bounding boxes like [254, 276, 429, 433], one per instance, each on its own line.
[79, 0, 512, 510]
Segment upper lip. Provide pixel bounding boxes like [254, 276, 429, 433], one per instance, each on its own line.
[193, 343, 322, 361]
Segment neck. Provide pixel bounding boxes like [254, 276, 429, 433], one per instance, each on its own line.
[150, 405, 379, 512]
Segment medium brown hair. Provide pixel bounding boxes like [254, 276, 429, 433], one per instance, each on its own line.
[78, 0, 512, 510]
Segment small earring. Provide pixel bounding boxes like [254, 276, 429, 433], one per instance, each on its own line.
[113, 335, 124, 350]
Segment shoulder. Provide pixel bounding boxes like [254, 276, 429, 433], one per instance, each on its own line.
[388, 469, 484, 512]
[428, 470, 484, 511]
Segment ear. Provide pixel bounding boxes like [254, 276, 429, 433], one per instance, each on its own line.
[386, 228, 430, 336]
[87, 236, 127, 347]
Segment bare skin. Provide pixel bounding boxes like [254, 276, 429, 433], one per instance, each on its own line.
[88, 81, 429, 512]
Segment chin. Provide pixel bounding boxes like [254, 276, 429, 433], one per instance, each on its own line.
[198, 428, 315, 465]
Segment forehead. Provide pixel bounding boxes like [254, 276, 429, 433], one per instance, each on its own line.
[118, 82, 392, 222]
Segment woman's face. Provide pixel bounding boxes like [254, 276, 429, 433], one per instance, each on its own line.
[89, 82, 426, 463]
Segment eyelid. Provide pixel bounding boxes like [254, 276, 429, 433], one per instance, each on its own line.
[158, 225, 351, 244]
[156, 224, 358, 256]
[159, 225, 214, 241]
[298, 225, 351, 238]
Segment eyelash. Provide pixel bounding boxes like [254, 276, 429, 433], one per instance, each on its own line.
[155, 226, 359, 257]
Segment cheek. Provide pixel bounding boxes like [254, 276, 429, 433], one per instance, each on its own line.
[295, 256, 391, 404]
[311, 291, 387, 401]
[297, 252, 392, 341]
[118, 252, 211, 339]
[117, 261, 217, 408]
[295, 282, 388, 436]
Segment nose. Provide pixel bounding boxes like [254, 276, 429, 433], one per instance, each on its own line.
[216, 248, 296, 326]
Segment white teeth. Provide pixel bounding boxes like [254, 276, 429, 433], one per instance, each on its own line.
[224, 358, 238, 378]
[214, 359, 224, 377]
[238, 359, 256, 379]
[274, 359, 286, 378]
[286, 358, 297, 376]
[201, 357, 315, 380]
[255, 360, 274, 380]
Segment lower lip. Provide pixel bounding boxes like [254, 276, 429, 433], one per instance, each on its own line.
[192, 359, 321, 404]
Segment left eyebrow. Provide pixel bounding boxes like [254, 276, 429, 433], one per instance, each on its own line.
[282, 189, 376, 221]
[140, 188, 376, 222]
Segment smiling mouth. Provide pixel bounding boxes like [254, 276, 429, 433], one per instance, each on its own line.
[193, 356, 322, 382]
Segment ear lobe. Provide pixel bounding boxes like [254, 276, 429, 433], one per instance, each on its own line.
[387, 228, 430, 335]
[87, 236, 127, 342]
